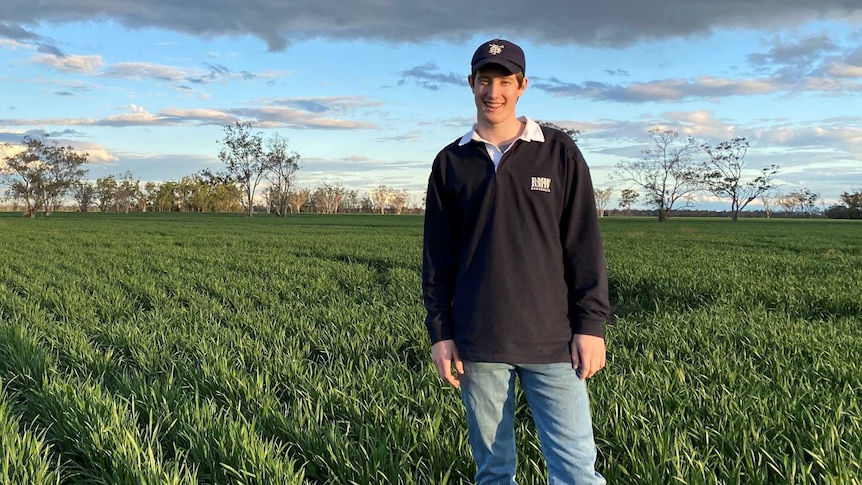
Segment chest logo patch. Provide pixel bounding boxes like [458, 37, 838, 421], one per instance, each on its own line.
[530, 176, 551, 193]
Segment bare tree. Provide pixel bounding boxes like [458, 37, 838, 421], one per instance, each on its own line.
[264, 134, 300, 217]
[1, 135, 88, 217]
[390, 189, 410, 215]
[370, 185, 393, 215]
[312, 181, 345, 214]
[776, 189, 819, 217]
[342, 189, 360, 213]
[218, 121, 271, 216]
[618, 188, 639, 216]
[615, 129, 701, 222]
[287, 188, 310, 213]
[700, 137, 779, 222]
[760, 193, 774, 219]
[593, 187, 613, 218]
[791, 188, 820, 217]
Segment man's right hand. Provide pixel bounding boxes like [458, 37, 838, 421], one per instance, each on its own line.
[431, 339, 464, 389]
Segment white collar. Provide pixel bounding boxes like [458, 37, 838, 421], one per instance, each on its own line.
[458, 116, 545, 146]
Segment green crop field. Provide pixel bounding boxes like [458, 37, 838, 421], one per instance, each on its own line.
[0, 213, 860, 484]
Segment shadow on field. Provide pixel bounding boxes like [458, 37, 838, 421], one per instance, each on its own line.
[606, 274, 861, 323]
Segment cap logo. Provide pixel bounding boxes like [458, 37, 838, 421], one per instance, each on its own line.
[488, 43, 504, 56]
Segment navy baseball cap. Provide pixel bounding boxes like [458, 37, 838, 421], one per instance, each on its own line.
[471, 39, 526, 75]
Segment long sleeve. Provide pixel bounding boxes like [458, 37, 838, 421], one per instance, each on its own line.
[422, 155, 459, 344]
[560, 146, 610, 338]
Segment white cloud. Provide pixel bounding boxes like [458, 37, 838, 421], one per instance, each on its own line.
[0, 39, 33, 50]
[828, 64, 862, 78]
[100, 61, 187, 81]
[32, 53, 105, 73]
[68, 141, 119, 164]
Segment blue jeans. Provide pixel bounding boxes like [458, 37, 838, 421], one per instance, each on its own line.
[460, 362, 605, 485]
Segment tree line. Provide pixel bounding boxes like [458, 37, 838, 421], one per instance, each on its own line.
[588, 128, 859, 222]
[1, 123, 419, 217]
[3, 124, 859, 220]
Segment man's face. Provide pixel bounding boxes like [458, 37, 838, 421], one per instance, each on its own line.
[468, 65, 528, 127]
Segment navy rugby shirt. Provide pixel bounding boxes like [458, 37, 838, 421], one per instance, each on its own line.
[422, 117, 609, 364]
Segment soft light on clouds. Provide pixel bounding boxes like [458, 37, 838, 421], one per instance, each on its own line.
[828, 64, 862, 78]
[100, 61, 187, 81]
[33, 53, 105, 73]
[69, 141, 119, 163]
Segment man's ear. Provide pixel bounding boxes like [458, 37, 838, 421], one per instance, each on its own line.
[467, 74, 474, 89]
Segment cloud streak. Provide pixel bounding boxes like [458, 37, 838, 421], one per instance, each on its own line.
[3, 1, 860, 51]
[0, 97, 380, 130]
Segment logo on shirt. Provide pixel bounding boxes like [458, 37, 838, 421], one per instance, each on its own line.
[530, 176, 551, 193]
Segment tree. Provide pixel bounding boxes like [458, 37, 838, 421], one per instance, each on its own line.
[793, 188, 820, 218]
[153, 181, 178, 212]
[615, 129, 701, 222]
[359, 194, 375, 213]
[618, 189, 639, 216]
[263, 134, 300, 217]
[197, 170, 243, 213]
[390, 189, 410, 215]
[218, 121, 271, 216]
[1, 135, 88, 217]
[113, 171, 140, 213]
[700, 137, 779, 222]
[141, 181, 159, 212]
[827, 190, 862, 219]
[536, 121, 579, 143]
[776, 192, 798, 214]
[593, 187, 613, 218]
[778, 189, 819, 217]
[342, 189, 360, 213]
[760, 193, 775, 219]
[311, 181, 345, 214]
[95, 175, 116, 212]
[370, 185, 393, 215]
[73, 181, 95, 212]
[287, 188, 310, 214]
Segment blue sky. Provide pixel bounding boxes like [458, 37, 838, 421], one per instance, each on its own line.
[1, 1, 861, 209]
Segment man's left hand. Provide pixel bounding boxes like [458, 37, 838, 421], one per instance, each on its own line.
[571, 334, 606, 380]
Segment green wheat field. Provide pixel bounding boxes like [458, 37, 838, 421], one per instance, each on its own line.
[0, 213, 860, 484]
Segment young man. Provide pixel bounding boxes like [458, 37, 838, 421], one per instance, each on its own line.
[422, 39, 609, 484]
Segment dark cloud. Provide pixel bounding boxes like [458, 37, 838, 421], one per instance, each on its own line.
[846, 46, 862, 66]
[9, 0, 857, 51]
[55, 91, 75, 96]
[205, 62, 230, 75]
[400, 63, 463, 90]
[604, 69, 630, 77]
[0, 22, 40, 41]
[0, 129, 83, 143]
[37, 43, 65, 57]
[748, 34, 839, 67]
[747, 34, 842, 81]
[49, 129, 87, 137]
